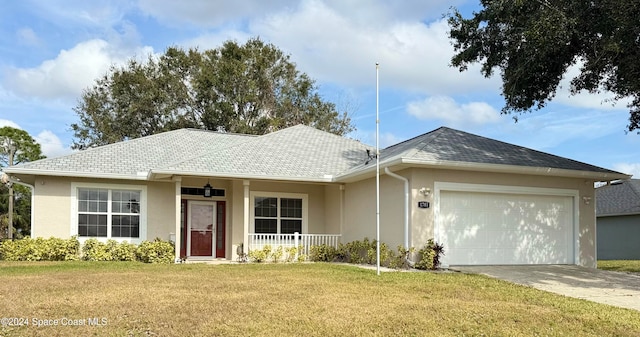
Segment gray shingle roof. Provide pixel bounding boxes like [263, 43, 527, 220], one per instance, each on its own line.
[160, 125, 367, 180]
[343, 127, 623, 176]
[6, 125, 626, 182]
[6, 125, 367, 181]
[8, 129, 254, 177]
[596, 179, 640, 216]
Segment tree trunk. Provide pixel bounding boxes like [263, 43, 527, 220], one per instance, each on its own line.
[7, 142, 14, 239]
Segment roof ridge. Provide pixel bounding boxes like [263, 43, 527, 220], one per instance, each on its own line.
[280, 124, 369, 147]
[156, 132, 256, 170]
[382, 126, 444, 151]
[395, 128, 441, 161]
[183, 128, 258, 138]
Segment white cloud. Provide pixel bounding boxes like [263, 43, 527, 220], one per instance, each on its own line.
[137, 0, 292, 27]
[3, 39, 153, 100]
[407, 95, 500, 127]
[497, 108, 629, 151]
[0, 119, 21, 129]
[379, 132, 403, 148]
[611, 163, 640, 178]
[34, 130, 71, 158]
[138, 0, 462, 28]
[554, 61, 632, 111]
[251, 3, 499, 96]
[156, 1, 498, 96]
[0, 122, 70, 158]
[181, 31, 253, 51]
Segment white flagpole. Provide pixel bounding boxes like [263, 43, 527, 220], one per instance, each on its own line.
[376, 62, 380, 276]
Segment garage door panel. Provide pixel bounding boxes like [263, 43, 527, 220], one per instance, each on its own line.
[444, 229, 489, 249]
[439, 191, 574, 265]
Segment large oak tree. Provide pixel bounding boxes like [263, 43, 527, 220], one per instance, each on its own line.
[447, 1, 640, 131]
[72, 38, 353, 149]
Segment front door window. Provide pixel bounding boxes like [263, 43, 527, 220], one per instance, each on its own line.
[189, 202, 215, 257]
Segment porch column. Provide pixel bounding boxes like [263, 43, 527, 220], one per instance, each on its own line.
[173, 177, 182, 262]
[243, 180, 250, 253]
[339, 184, 345, 239]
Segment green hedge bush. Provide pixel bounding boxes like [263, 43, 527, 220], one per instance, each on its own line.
[1, 237, 174, 263]
[309, 244, 338, 262]
[415, 239, 445, 270]
[248, 245, 271, 263]
[0, 237, 79, 261]
[82, 239, 138, 261]
[135, 239, 175, 264]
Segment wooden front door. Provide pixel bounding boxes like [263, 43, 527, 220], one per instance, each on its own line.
[188, 202, 215, 257]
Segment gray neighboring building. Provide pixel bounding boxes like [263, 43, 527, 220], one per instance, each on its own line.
[596, 179, 640, 260]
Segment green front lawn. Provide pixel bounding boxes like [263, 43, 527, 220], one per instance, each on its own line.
[1, 262, 639, 336]
[598, 260, 640, 273]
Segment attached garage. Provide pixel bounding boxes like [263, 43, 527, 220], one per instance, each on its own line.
[435, 183, 577, 266]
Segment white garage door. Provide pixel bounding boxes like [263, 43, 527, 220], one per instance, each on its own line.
[438, 191, 574, 265]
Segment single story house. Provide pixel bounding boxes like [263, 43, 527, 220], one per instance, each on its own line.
[596, 179, 640, 260]
[3, 125, 629, 267]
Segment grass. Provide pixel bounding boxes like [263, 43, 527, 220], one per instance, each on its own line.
[0, 262, 639, 337]
[598, 260, 640, 273]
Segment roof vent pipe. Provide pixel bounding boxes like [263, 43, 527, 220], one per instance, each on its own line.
[384, 167, 413, 266]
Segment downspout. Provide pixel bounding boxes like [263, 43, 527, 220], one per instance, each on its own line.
[384, 168, 414, 266]
[5, 176, 35, 237]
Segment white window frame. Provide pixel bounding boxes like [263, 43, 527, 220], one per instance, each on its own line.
[71, 182, 148, 244]
[249, 191, 308, 234]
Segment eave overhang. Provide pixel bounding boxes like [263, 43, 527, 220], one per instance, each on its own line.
[334, 158, 631, 183]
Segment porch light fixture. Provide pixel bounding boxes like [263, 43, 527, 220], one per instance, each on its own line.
[419, 187, 431, 197]
[203, 181, 212, 198]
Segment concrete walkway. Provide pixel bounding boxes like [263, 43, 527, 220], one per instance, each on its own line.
[453, 265, 640, 311]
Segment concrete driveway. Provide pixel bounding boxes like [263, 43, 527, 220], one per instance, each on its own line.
[453, 265, 640, 311]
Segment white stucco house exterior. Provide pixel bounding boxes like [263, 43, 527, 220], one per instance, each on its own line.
[3, 125, 629, 267]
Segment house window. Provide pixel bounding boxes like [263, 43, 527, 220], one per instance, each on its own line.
[77, 188, 141, 238]
[252, 193, 306, 234]
[77, 189, 108, 237]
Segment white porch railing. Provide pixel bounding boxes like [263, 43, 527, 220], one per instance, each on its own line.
[247, 233, 341, 259]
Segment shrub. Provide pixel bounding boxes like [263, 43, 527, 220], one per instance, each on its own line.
[106, 240, 137, 261]
[46, 237, 81, 261]
[336, 238, 372, 264]
[136, 239, 175, 264]
[284, 246, 298, 263]
[415, 239, 445, 270]
[309, 244, 338, 262]
[389, 245, 415, 269]
[0, 237, 80, 261]
[378, 242, 395, 267]
[82, 238, 111, 261]
[248, 245, 272, 263]
[270, 246, 284, 263]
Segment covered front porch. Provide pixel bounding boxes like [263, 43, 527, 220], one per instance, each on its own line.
[169, 177, 344, 261]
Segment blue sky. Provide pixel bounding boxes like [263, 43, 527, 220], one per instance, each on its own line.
[1, 0, 638, 177]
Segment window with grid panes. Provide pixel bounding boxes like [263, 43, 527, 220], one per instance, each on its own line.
[77, 188, 140, 238]
[254, 196, 303, 234]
